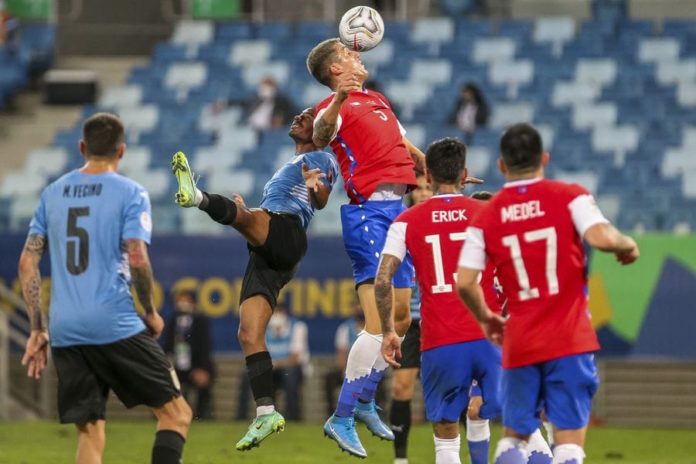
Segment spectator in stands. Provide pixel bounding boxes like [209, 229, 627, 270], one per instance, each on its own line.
[246, 76, 297, 131]
[164, 290, 216, 420]
[448, 82, 490, 144]
[236, 305, 309, 422]
[0, 0, 18, 46]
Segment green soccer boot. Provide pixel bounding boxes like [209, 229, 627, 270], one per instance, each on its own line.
[171, 151, 198, 207]
[235, 411, 286, 451]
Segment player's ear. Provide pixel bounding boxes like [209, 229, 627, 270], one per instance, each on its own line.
[117, 143, 126, 160]
[497, 157, 507, 175]
[329, 61, 342, 76]
[78, 140, 87, 157]
[541, 151, 550, 166]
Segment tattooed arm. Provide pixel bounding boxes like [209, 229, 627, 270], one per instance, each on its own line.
[18, 233, 50, 379]
[18, 234, 47, 331]
[126, 239, 164, 338]
[312, 72, 360, 147]
[375, 254, 404, 368]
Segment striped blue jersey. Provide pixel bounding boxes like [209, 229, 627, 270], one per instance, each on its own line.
[28, 170, 151, 347]
[260, 150, 339, 229]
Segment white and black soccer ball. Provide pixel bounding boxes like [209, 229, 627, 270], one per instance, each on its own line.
[338, 6, 385, 52]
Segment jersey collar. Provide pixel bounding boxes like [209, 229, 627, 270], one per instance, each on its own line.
[503, 177, 543, 189]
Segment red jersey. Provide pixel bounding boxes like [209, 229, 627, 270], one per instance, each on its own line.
[314, 90, 416, 203]
[458, 178, 609, 368]
[382, 194, 492, 351]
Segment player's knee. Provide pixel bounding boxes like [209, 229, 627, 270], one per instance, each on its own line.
[237, 324, 263, 351]
[158, 397, 193, 434]
[76, 421, 105, 449]
[392, 376, 413, 401]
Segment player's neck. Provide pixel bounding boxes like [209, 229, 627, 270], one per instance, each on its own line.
[432, 183, 460, 195]
[80, 157, 118, 174]
[505, 167, 544, 182]
[295, 142, 318, 155]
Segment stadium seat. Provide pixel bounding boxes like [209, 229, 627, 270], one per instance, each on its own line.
[207, 169, 255, 197]
[171, 20, 214, 47]
[551, 80, 601, 107]
[99, 85, 143, 109]
[120, 146, 152, 174]
[302, 82, 329, 107]
[595, 193, 621, 224]
[230, 40, 272, 66]
[637, 38, 680, 63]
[198, 106, 243, 134]
[8, 195, 39, 230]
[410, 60, 452, 86]
[24, 147, 68, 177]
[536, 124, 556, 151]
[681, 168, 696, 198]
[412, 17, 455, 45]
[656, 59, 696, 85]
[490, 102, 535, 129]
[241, 61, 289, 89]
[576, 59, 617, 88]
[385, 81, 432, 121]
[128, 169, 170, 200]
[193, 146, 244, 173]
[359, 40, 395, 68]
[682, 126, 696, 147]
[0, 172, 47, 197]
[164, 62, 208, 92]
[255, 22, 291, 41]
[592, 125, 640, 164]
[677, 82, 696, 107]
[118, 105, 160, 134]
[533, 17, 576, 56]
[466, 147, 492, 179]
[662, 148, 696, 177]
[489, 60, 534, 99]
[215, 22, 252, 42]
[555, 170, 599, 194]
[179, 206, 225, 234]
[217, 126, 258, 152]
[402, 124, 426, 148]
[472, 38, 516, 64]
[572, 103, 617, 130]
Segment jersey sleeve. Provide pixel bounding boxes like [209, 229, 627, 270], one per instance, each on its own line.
[381, 221, 408, 261]
[458, 226, 487, 271]
[123, 184, 152, 244]
[568, 191, 609, 237]
[305, 151, 340, 189]
[28, 190, 48, 237]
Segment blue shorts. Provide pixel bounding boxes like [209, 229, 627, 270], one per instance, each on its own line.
[341, 200, 414, 288]
[421, 339, 502, 423]
[502, 353, 599, 435]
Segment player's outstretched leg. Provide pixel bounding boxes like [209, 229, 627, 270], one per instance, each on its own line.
[354, 351, 394, 441]
[172, 151, 201, 207]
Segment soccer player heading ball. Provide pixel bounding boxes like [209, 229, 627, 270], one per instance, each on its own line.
[306, 38, 483, 458]
[458, 123, 639, 464]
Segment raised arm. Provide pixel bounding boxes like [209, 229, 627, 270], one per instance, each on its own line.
[126, 238, 164, 338]
[302, 162, 332, 209]
[312, 73, 361, 147]
[18, 233, 50, 379]
[374, 254, 403, 367]
[402, 136, 426, 174]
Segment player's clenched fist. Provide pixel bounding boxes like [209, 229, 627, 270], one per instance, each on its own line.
[335, 72, 363, 101]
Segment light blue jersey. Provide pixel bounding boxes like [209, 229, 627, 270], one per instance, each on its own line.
[28, 170, 152, 347]
[260, 150, 339, 229]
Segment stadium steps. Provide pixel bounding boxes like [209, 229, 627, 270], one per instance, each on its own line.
[593, 360, 696, 427]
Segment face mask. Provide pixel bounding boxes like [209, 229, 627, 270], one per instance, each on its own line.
[258, 84, 276, 99]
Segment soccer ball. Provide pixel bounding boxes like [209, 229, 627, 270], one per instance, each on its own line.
[338, 6, 384, 52]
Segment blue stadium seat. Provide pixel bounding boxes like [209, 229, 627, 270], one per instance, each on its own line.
[255, 22, 291, 41]
[215, 22, 253, 42]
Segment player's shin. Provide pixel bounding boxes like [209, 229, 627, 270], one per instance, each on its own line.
[494, 437, 529, 464]
[526, 429, 553, 464]
[334, 331, 379, 417]
[552, 444, 584, 464]
[151, 430, 185, 464]
[198, 192, 238, 225]
[434, 435, 462, 464]
[358, 340, 388, 403]
[390, 399, 411, 459]
[466, 417, 490, 464]
[246, 351, 276, 416]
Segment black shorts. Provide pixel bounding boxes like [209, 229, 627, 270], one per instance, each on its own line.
[399, 318, 421, 369]
[51, 331, 181, 424]
[240, 211, 307, 308]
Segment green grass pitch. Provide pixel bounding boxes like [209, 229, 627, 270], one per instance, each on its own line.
[1, 421, 695, 463]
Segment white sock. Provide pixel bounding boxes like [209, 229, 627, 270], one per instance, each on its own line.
[194, 188, 203, 206]
[494, 437, 528, 462]
[345, 331, 380, 382]
[256, 404, 275, 417]
[434, 435, 461, 464]
[542, 421, 554, 448]
[372, 334, 390, 372]
[394, 459, 409, 464]
[466, 418, 490, 442]
[553, 444, 584, 464]
[527, 428, 553, 460]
